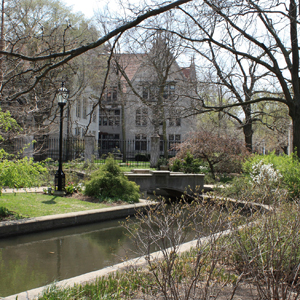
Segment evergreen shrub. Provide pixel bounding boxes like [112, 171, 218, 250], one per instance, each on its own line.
[84, 156, 140, 203]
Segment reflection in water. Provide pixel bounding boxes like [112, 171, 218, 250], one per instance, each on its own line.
[0, 219, 135, 297]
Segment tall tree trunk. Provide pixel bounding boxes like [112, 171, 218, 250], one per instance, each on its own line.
[243, 122, 253, 152]
[292, 107, 300, 154]
[243, 104, 253, 152]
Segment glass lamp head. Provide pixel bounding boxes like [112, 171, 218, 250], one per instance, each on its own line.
[57, 82, 69, 104]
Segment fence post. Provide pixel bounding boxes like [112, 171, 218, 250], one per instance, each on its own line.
[84, 134, 95, 162]
[150, 134, 160, 168]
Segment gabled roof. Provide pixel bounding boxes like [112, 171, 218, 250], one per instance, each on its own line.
[113, 52, 196, 83]
[114, 53, 146, 81]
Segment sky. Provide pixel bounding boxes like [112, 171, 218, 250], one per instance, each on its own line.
[62, 0, 100, 18]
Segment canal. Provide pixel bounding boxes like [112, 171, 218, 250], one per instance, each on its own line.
[0, 218, 138, 297]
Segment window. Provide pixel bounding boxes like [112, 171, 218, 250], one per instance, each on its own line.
[142, 84, 157, 101]
[76, 100, 81, 118]
[142, 82, 175, 101]
[163, 83, 176, 99]
[169, 134, 181, 150]
[99, 109, 120, 127]
[106, 86, 118, 102]
[82, 98, 87, 119]
[160, 135, 164, 152]
[136, 107, 148, 126]
[99, 134, 120, 150]
[169, 109, 181, 127]
[135, 134, 147, 151]
[74, 127, 80, 136]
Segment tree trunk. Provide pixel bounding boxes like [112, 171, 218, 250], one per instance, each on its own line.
[243, 122, 253, 153]
[292, 111, 300, 155]
[242, 104, 253, 152]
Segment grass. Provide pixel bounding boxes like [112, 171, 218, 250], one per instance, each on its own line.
[0, 193, 110, 219]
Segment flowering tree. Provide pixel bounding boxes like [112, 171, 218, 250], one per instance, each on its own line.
[171, 131, 249, 179]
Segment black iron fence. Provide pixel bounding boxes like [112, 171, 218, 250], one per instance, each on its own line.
[33, 136, 85, 162]
[2, 136, 179, 165]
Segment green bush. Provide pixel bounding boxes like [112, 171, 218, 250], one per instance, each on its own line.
[243, 152, 300, 197]
[0, 157, 48, 191]
[84, 157, 140, 203]
[0, 206, 10, 217]
[170, 158, 182, 172]
[156, 157, 168, 170]
[170, 152, 201, 173]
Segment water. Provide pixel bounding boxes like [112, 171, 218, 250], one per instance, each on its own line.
[0, 219, 137, 297]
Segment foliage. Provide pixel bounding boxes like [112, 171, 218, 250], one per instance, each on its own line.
[0, 206, 21, 220]
[65, 182, 82, 195]
[84, 156, 140, 203]
[243, 152, 300, 198]
[0, 108, 20, 141]
[170, 151, 202, 173]
[0, 206, 10, 217]
[0, 157, 48, 191]
[156, 157, 169, 170]
[170, 131, 249, 179]
[224, 203, 300, 300]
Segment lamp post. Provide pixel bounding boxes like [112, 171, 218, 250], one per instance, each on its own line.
[55, 82, 69, 194]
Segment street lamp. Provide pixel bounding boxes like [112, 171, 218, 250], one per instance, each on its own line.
[55, 82, 69, 194]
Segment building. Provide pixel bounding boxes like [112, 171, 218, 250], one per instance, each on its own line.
[96, 50, 197, 158]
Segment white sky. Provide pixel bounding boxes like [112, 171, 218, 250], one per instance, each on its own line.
[62, 0, 100, 18]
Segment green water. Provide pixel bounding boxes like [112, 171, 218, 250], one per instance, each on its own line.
[0, 219, 135, 297]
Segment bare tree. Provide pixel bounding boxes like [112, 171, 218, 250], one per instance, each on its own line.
[152, 0, 300, 156]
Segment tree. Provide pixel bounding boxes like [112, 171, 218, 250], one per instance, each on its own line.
[0, 0, 100, 137]
[193, 44, 270, 152]
[0, 0, 192, 102]
[168, 0, 300, 157]
[170, 130, 248, 179]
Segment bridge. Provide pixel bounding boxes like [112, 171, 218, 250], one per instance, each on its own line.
[125, 169, 204, 197]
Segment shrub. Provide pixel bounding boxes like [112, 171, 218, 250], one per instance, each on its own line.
[0, 206, 10, 218]
[225, 203, 300, 299]
[170, 151, 201, 173]
[135, 153, 150, 162]
[84, 156, 140, 203]
[156, 157, 168, 170]
[170, 158, 182, 172]
[65, 182, 82, 195]
[0, 157, 48, 191]
[243, 152, 300, 198]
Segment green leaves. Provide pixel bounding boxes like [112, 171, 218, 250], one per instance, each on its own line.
[0, 157, 48, 190]
[84, 156, 140, 203]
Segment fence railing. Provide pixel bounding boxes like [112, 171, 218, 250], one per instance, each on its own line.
[2, 136, 179, 166]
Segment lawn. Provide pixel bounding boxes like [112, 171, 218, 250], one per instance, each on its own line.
[0, 193, 110, 219]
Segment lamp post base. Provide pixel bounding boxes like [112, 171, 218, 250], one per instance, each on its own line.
[53, 190, 66, 196]
[55, 169, 66, 193]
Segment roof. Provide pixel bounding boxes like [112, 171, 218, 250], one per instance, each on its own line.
[115, 54, 146, 81]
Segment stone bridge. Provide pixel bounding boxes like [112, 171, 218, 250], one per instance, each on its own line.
[125, 169, 204, 197]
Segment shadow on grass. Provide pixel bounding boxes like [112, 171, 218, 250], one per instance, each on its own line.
[42, 196, 58, 205]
